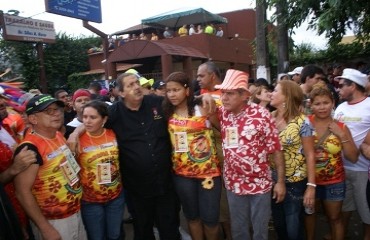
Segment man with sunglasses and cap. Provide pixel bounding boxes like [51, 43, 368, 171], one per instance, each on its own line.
[13, 95, 86, 240]
[334, 68, 370, 239]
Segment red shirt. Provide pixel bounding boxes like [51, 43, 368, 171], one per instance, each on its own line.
[218, 103, 281, 195]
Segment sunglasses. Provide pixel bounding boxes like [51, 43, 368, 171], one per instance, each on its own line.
[338, 83, 350, 89]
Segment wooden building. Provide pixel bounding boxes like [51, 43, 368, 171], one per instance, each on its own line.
[87, 9, 258, 81]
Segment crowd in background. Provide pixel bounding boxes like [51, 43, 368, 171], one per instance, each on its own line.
[0, 61, 370, 240]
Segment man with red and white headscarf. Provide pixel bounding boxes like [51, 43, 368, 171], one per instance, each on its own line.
[64, 89, 91, 139]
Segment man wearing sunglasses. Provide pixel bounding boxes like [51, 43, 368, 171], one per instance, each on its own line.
[334, 68, 370, 239]
[13, 94, 87, 240]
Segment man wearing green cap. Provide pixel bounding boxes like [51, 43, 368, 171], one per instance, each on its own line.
[14, 94, 86, 240]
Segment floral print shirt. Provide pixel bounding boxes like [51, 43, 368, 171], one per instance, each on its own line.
[279, 114, 314, 183]
[218, 103, 281, 195]
[168, 109, 220, 179]
[20, 131, 82, 219]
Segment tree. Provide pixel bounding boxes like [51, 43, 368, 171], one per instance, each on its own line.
[0, 33, 100, 93]
[267, 0, 370, 45]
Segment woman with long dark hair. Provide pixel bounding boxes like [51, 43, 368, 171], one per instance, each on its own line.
[163, 72, 221, 240]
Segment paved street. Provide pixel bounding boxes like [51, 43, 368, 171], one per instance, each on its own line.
[122, 205, 364, 240]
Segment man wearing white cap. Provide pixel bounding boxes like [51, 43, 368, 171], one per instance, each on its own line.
[334, 68, 370, 239]
[214, 69, 286, 240]
[288, 66, 303, 84]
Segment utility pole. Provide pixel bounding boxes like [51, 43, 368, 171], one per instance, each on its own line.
[255, 0, 270, 83]
[36, 42, 48, 93]
[276, 0, 289, 74]
[83, 21, 109, 80]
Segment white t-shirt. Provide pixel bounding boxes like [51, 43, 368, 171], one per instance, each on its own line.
[0, 128, 17, 149]
[189, 27, 196, 35]
[334, 97, 370, 171]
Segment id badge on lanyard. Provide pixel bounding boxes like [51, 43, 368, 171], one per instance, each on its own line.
[225, 127, 239, 148]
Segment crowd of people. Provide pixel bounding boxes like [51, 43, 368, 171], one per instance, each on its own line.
[87, 23, 225, 53]
[0, 61, 370, 240]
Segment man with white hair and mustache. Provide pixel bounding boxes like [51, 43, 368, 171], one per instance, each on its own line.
[100, 72, 180, 240]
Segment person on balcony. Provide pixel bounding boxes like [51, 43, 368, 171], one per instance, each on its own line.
[178, 24, 188, 37]
[163, 27, 174, 39]
[189, 24, 196, 35]
[205, 24, 215, 35]
[216, 27, 224, 37]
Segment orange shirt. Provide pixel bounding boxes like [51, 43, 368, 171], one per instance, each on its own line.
[78, 129, 122, 202]
[21, 131, 82, 219]
[200, 89, 222, 107]
[2, 112, 25, 143]
[168, 111, 220, 178]
[309, 115, 346, 185]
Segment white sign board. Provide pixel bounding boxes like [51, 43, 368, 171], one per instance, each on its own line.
[2, 14, 56, 43]
[256, 65, 271, 83]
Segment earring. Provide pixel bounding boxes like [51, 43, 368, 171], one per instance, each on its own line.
[282, 102, 286, 108]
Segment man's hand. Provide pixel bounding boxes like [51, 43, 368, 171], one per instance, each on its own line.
[40, 223, 62, 240]
[11, 146, 36, 176]
[272, 182, 286, 203]
[67, 124, 85, 155]
[200, 93, 216, 115]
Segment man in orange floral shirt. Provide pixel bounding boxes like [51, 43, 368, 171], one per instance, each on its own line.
[14, 95, 86, 240]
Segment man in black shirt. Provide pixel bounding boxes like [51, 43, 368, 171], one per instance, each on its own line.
[106, 72, 181, 240]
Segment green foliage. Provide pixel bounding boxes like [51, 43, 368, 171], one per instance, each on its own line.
[0, 40, 39, 86]
[267, 0, 370, 45]
[43, 33, 101, 92]
[67, 73, 99, 92]
[289, 42, 370, 66]
[0, 33, 101, 93]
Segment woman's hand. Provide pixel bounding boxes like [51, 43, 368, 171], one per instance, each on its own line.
[328, 121, 345, 139]
[303, 185, 316, 208]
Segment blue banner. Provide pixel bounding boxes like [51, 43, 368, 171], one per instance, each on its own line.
[45, 0, 102, 23]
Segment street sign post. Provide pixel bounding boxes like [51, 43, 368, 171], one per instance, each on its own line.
[1, 14, 56, 43]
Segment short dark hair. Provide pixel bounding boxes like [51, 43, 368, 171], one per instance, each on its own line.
[54, 89, 67, 99]
[300, 65, 325, 84]
[89, 81, 102, 92]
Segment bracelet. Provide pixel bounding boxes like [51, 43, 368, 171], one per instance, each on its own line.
[306, 182, 316, 188]
[341, 139, 350, 143]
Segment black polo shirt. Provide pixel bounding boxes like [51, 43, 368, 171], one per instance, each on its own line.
[106, 95, 172, 198]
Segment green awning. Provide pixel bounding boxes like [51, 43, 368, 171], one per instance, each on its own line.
[141, 7, 228, 29]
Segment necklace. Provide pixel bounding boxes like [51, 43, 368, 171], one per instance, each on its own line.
[275, 118, 285, 127]
[175, 107, 189, 118]
[32, 129, 64, 151]
[87, 129, 108, 148]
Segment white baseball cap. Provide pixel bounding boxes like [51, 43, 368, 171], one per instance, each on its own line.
[334, 68, 368, 88]
[288, 67, 303, 75]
